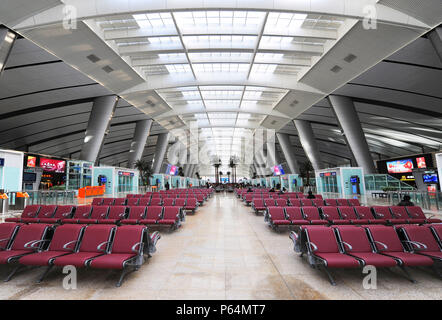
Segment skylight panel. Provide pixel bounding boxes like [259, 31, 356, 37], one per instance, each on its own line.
[133, 12, 174, 28]
[193, 63, 248, 73]
[250, 64, 277, 73]
[165, 64, 191, 73]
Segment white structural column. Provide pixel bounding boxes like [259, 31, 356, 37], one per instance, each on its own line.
[253, 159, 263, 177]
[127, 119, 152, 168]
[428, 27, 442, 62]
[276, 133, 300, 174]
[80, 95, 118, 163]
[266, 132, 277, 168]
[183, 164, 191, 177]
[328, 95, 376, 174]
[0, 27, 16, 74]
[294, 119, 324, 171]
[256, 150, 270, 177]
[152, 133, 169, 174]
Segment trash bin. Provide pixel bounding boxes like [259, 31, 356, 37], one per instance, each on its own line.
[11, 196, 28, 211]
[0, 198, 8, 214]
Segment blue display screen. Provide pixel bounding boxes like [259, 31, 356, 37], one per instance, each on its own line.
[350, 177, 359, 183]
[423, 174, 438, 183]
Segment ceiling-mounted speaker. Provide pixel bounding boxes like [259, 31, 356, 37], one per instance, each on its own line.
[290, 100, 299, 107]
[146, 100, 155, 107]
[343, 54, 357, 63]
[86, 54, 100, 63]
[102, 65, 114, 73]
[330, 65, 342, 73]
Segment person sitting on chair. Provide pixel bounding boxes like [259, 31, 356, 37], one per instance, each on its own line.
[397, 195, 414, 206]
[306, 190, 315, 199]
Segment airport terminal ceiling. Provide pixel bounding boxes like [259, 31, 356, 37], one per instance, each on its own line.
[0, 1, 441, 177]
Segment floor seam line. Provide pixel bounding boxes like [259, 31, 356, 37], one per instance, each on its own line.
[243, 200, 297, 300]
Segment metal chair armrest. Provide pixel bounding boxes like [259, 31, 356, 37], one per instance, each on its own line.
[373, 240, 388, 251]
[341, 241, 353, 251]
[308, 242, 318, 252]
[24, 239, 49, 249]
[97, 241, 110, 252]
[402, 240, 427, 250]
[63, 240, 78, 251]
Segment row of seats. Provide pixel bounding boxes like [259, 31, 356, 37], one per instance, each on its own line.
[0, 223, 160, 286]
[251, 198, 360, 212]
[5, 205, 185, 229]
[289, 224, 442, 285]
[266, 206, 441, 228]
[92, 197, 198, 211]
[236, 189, 319, 199]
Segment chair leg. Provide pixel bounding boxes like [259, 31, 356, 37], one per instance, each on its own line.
[5, 265, 25, 282]
[116, 267, 136, 287]
[321, 266, 337, 286]
[36, 265, 54, 283]
[431, 264, 442, 279]
[399, 266, 416, 283]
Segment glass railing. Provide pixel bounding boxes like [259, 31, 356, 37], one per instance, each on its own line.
[386, 190, 442, 211]
[364, 174, 415, 192]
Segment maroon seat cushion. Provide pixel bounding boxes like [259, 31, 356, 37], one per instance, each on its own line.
[369, 219, 386, 224]
[427, 218, 442, 224]
[54, 252, 104, 267]
[20, 218, 40, 223]
[120, 219, 139, 225]
[388, 219, 408, 224]
[90, 253, 136, 269]
[62, 219, 79, 224]
[97, 219, 118, 224]
[382, 251, 433, 266]
[310, 220, 328, 225]
[157, 219, 177, 225]
[19, 251, 69, 266]
[349, 252, 397, 267]
[350, 219, 370, 224]
[5, 218, 21, 223]
[139, 219, 157, 224]
[331, 220, 351, 225]
[314, 253, 360, 268]
[273, 220, 291, 225]
[291, 220, 310, 225]
[421, 252, 442, 259]
[0, 250, 33, 264]
[77, 219, 98, 224]
[39, 218, 60, 224]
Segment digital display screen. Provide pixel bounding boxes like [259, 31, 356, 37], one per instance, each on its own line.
[416, 157, 427, 168]
[40, 158, 66, 173]
[27, 156, 37, 168]
[23, 172, 37, 182]
[165, 164, 178, 175]
[423, 174, 438, 183]
[273, 164, 285, 176]
[387, 159, 414, 174]
[350, 177, 359, 183]
[169, 165, 178, 176]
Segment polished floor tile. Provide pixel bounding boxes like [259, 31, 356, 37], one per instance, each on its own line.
[0, 192, 440, 300]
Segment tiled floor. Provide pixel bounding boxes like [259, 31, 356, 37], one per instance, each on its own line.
[0, 192, 441, 300]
